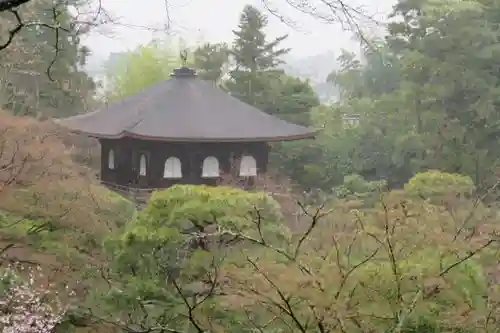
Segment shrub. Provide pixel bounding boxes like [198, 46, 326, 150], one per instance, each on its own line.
[85, 185, 500, 333]
[0, 112, 135, 302]
[351, 249, 487, 326]
[334, 174, 387, 208]
[335, 174, 387, 198]
[0, 111, 135, 238]
[90, 185, 288, 331]
[223, 192, 498, 333]
[404, 170, 475, 199]
[107, 184, 288, 275]
[129, 184, 286, 241]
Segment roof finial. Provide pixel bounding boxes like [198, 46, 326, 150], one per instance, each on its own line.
[180, 49, 188, 66]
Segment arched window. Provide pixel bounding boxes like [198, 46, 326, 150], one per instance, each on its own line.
[202, 156, 220, 178]
[239, 155, 257, 176]
[164, 157, 182, 178]
[139, 154, 147, 176]
[108, 149, 115, 170]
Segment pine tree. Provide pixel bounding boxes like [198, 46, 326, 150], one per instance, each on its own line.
[191, 42, 229, 83]
[230, 5, 289, 72]
[226, 5, 290, 106]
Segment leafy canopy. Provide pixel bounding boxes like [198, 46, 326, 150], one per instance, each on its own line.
[105, 41, 183, 100]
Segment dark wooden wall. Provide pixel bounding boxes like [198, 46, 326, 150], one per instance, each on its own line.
[99, 138, 269, 189]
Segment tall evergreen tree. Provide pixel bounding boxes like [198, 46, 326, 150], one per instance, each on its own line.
[191, 42, 229, 83]
[0, 0, 95, 118]
[230, 5, 289, 72]
[226, 5, 290, 106]
[225, 5, 320, 187]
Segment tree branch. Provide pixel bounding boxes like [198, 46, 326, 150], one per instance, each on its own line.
[0, 0, 31, 12]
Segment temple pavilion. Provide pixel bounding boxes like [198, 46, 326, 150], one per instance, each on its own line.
[56, 66, 318, 189]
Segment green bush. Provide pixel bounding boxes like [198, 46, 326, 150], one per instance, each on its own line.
[93, 185, 288, 331]
[129, 184, 286, 239]
[107, 184, 288, 272]
[351, 249, 487, 331]
[334, 174, 387, 207]
[404, 170, 475, 199]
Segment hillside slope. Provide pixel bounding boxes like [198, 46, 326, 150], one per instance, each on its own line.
[0, 111, 135, 308]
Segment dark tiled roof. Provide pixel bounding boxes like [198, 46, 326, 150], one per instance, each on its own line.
[55, 67, 318, 142]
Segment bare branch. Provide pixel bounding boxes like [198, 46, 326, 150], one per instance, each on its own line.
[0, 0, 31, 12]
[1, 0, 108, 81]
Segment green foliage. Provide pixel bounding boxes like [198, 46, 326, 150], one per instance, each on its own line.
[220, 191, 497, 333]
[225, 5, 321, 186]
[404, 170, 475, 198]
[96, 187, 137, 227]
[285, 90, 421, 190]
[270, 139, 333, 190]
[0, 0, 95, 118]
[9, 0, 500, 330]
[90, 185, 287, 330]
[230, 5, 289, 72]
[126, 185, 284, 240]
[267, 0, 500, 191]
[226, 5, 319, 125]
[270, 43, 422, 190]
[327, 44, 401, 100]
[265, 75, 320, 125]
[335, 174, 387, 199]
[386, 0, 500, 187]
[352, 249, 487, 328]
[0, 180, 136, 270]
[191, 42, 229, 83]
[105, 41, 182, 100]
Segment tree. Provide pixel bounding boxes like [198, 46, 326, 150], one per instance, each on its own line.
[386, 0, 500, 187]
[191, 42, 229, 83]
[226, 5, 290, 105]
[0, 0, 107, 52]
[76, 184, 500, 333]
[0, 110, 135, 264]
[226, 5, 319, 123]
[264, 75, 319, 126]
[0, 0, 369, 55]
[280, 45, 414, 190]
[327, 43, 401, 100]
[104, 41, 181, 100]
[0, 264, 67, 332]
[85, 185, 287, 332]
[0, 0, 96, 118]
[230, 5, 289, 73]
[306, 0, 500, 190]
[404, 170, 475, 200]
[224, 6, 325, 189]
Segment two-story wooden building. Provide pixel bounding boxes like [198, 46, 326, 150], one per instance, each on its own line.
[56, 66, 317, 190]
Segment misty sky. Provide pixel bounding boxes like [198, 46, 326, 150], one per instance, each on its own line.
[83, 0, 396, 65]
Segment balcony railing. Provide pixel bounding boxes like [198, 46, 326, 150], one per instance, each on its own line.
[100, 180, 291, 210]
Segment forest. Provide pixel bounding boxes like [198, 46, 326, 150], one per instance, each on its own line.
[2, 0, 500, 332]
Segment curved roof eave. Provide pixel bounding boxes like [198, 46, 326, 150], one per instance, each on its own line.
[59, 127, 320, 142]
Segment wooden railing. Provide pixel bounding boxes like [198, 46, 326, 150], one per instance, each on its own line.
[100, 180, 291, 210]
[100, 181, 157, 205]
